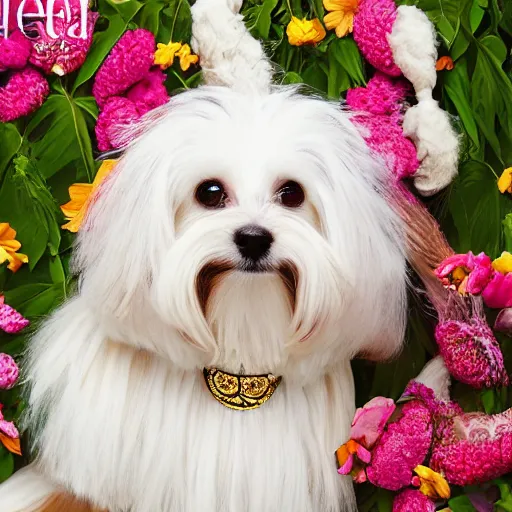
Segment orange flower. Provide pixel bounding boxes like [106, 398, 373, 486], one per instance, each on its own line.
[323, 0, 358, 38]
[61, 160, 117, 232]
[0, 224, 28, 273]
[436, 56, 454, 71]
[413, 465, 451, 500]
[498, 168, 512, 194]
[286, 17, 326, 46]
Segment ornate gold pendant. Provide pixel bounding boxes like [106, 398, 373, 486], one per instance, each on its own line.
[203, 368, 282, 410]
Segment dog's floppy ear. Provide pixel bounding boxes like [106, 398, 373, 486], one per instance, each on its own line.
[191, 0, 273, 93]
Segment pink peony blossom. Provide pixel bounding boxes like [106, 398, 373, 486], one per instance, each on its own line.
[482, 271, 512, 309]
[0, 30, 31, 72]
[0, 67, 49, 122]
[0, 353, 19, 389]
[349, 396, 396, 450]
[365, 399, 433, 491]
[95, 96, 141, 151]
[392, 489, 435, 512]
[0, 404, 19, 439]
[0, 296, 29, 334]
[435, 318, 509, 388]
[93, 29, 156, 109]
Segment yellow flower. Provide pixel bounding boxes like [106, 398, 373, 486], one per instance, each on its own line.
[413, 465, 451, 500]
[154, 41, 182, 70]
[323, 0, 358, 38]
[286, 17, 326, 46]
[61, 160, 117, 233]
[176, 43, 199, 71]
[0, 223, 28, 273]
[498, 167, 512, 194]
[492, 251, 512, 274]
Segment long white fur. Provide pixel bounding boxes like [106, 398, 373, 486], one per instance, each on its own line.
[191, 0, 272, 93]
[388, 5, 459, 196]
[0, 86, 407, 511]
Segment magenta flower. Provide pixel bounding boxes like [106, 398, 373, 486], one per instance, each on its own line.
[481, 271, 512, 309]
[0, 353, 19, 389]
[435, 252, 493, 295]
[392, 489, 435, 512]
[0, 67, 49, 122]
[93, 29, 156, 109]
[95, 96, 141, 152]
[435, 318, 509, 388]
[126, 68, 169, 115]
[365, 399, 433, 491]
[430, 408, 512, 486]
[0, 404, 19, 440]
[350, 396, 396, 449]
[0, 296, 29, 334]
[0, 30, 31, 72]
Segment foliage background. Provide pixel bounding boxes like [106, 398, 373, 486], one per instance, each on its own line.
[0, 0, 511, 509]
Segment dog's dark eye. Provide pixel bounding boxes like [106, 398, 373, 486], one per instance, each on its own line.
[277, 181, 305, 208]
[195, 180, 226, 209]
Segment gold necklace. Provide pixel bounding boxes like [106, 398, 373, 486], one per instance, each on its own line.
[203, 367, 282, 410]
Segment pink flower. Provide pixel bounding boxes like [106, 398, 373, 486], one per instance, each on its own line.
[126, 68, 169, 115]
[435, 252, 493, 295]
[430, 408, 512, 486]
[93, 29, 156, 109]
[0, 296, 29, 334]
[482, 271, 512, 309]
[435, 318, 509, 388]
[350, 396, 396, 449]
[95, 96, 141, 152]
[0, 404, 19, 440]
[0, 30, 31, 72]
[0, 353, 19, 389]
[0, 67, 49, 122]
[365, 400, 433, 491]
[392, 489, 435, 512]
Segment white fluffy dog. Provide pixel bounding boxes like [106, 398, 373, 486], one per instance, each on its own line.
[0, 2, 412, 511]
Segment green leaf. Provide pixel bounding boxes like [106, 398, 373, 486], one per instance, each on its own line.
[448, 160, 508, 258]
[160, 0, 193, 43]
[282, 71, 303, 84]
[443, 59, 480, 152]
[302, 61, 328, 93]
[4, 283, 64, 317]
[74, 97, 99, 121]
[245, 0, 280, 39]
[448, 494, 477, 511]
[137, 0, 166, 35]
[329, 38, 366, 87]
[481, 388, 495, 413]
[503, 214, 512, 252]
[0, 156, 62, 269]
[0, 447, 14, 483]
[73, 13, 133, 92]
[49, 256, 66, 285]
[25, 91, 96, 182]
[0, 124, 22, 181]
[470, 0, 485, 32]
[496, 480, 512, 512]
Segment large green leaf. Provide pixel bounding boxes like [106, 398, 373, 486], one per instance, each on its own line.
[443, 59, 480, 153]
[329, 38, 366, 87]
[0, 124, 22, 181]
[0, 156, 62, 270]
[244, 0, 280, 39]
[25, 91, 96, 182]
[449, 160, 511, 258]
[160, 0, 193, 43]
[0, 447, 14, 484]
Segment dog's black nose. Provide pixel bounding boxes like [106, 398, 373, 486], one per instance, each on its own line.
[234, 225, 274, 261]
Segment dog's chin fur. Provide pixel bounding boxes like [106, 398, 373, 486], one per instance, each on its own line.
[0, 86, 407, 512]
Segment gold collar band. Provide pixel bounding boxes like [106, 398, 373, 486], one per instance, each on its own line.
[203, 368, 282, 410]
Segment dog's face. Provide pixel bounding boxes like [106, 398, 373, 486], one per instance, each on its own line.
[75, 86, 407, 375]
